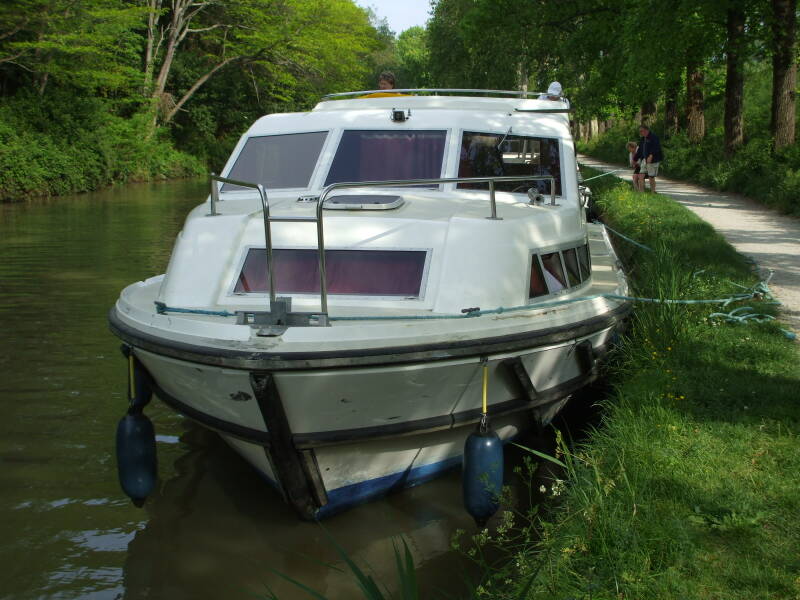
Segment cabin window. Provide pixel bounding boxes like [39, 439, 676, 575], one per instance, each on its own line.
[541, 252, 567, 290]
[234, 248, 427, 297]
[458, 131, 562, 195]
[563, 248, 581, 286]
[529, 243, 591, 300]
[222, 131, 328, 191]
[325, 130, 447, 185]
[577, 243, 591, 279]
[529, 259, 548, 298]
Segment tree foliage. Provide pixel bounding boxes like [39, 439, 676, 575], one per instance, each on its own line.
[0, 0, 386, 196]
[427, 0, 796, 152]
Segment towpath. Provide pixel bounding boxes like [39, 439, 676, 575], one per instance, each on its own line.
[578, 154, 800, 334]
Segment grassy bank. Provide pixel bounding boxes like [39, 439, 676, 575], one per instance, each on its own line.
[0, 93, 204, 201]
[481, 171, 800, 599]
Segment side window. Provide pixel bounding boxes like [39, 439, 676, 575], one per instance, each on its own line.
[529, 243, 591, 299]
[458, 131, 562, 195]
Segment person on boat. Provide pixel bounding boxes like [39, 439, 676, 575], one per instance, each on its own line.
[360, 71, 404, 98]
[539, 81, 562, 100]
[378, 71, 396, 90]
[634, 124, 663, 193]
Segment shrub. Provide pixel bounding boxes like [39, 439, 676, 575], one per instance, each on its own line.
[0, 91, 203, 201]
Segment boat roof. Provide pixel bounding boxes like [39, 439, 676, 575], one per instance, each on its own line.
[314, 88, 570, 114]
[242, 89, 572, 140]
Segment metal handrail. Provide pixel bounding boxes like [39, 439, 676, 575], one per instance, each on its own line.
[211, 173, 558, 322]
[319, 89, 574, 102]
[321, 88, 547, 100]
[210, 174, 277, 306]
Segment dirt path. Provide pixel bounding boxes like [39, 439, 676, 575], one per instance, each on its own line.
[578, 154, 800, 334]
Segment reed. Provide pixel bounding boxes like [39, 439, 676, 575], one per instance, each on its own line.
[258, 529, 421, 600]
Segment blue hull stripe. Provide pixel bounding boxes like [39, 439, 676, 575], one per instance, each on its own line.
[315, 455, 463, 519]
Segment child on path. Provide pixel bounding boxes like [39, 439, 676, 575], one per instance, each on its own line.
[626, 141, 642, 191]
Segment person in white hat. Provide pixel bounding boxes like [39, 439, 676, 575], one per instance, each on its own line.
[539, 81, 562, 100]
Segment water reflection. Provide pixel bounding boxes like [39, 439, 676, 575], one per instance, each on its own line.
[123, 423, 476, 599]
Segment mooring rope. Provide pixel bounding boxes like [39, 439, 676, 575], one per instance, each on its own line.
[580, 169, 625, 182]
[152, 280, 773, 321]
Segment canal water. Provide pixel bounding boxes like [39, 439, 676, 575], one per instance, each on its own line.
[0, 180, 512, 599]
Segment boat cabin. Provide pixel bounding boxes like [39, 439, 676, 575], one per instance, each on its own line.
[158, 91, 589, 320]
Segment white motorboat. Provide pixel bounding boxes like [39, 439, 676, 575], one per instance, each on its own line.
[109, 89, 630, 519]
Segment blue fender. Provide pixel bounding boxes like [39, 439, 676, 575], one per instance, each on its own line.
[462, 429, 504, 526]
[116, 412, 157, 506]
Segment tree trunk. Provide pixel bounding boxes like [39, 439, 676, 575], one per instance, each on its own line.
[143, 0, 163, 95]
[147, 0, 214, 132]
[686, 62, 705, 143]
[589, 118, 598, 139]
[38, 72, 48, 96]
[162, 56, 238, 124]
[725, 6, 745, 156]
[771, 0, 796, 150]
[664, 80, 680, 136]
[640, 100, 656, 126]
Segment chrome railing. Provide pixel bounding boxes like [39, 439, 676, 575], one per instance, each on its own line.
[319, 89, 570, 109]
[321, 88, 547, 100]
[210, 174, 559, 323]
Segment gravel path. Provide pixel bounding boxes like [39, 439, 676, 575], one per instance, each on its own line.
[578, 154, 800, 334]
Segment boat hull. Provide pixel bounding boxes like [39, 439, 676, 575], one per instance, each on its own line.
[119, 313, 624, 519]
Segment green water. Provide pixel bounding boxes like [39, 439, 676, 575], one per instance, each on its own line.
[0, 180, 478, 599]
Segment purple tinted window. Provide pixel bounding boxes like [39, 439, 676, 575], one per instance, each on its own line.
[325, 130, 446, 185]
[235, 248, 427, 297]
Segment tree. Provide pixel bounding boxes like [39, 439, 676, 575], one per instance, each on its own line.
[396, 26, 430, 88]
[770, 0, 796, 150]
[0, 0, 144, 95]
[142, 0, 377, 128]
[724, 4, 746, 155]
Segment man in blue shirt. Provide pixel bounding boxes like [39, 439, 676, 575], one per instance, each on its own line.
[635, 124, 663, 193]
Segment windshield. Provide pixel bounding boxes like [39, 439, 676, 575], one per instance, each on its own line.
[325, 130, 447, 185]
[222, 131, 328, 191]
[458, 131, 562, 195]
